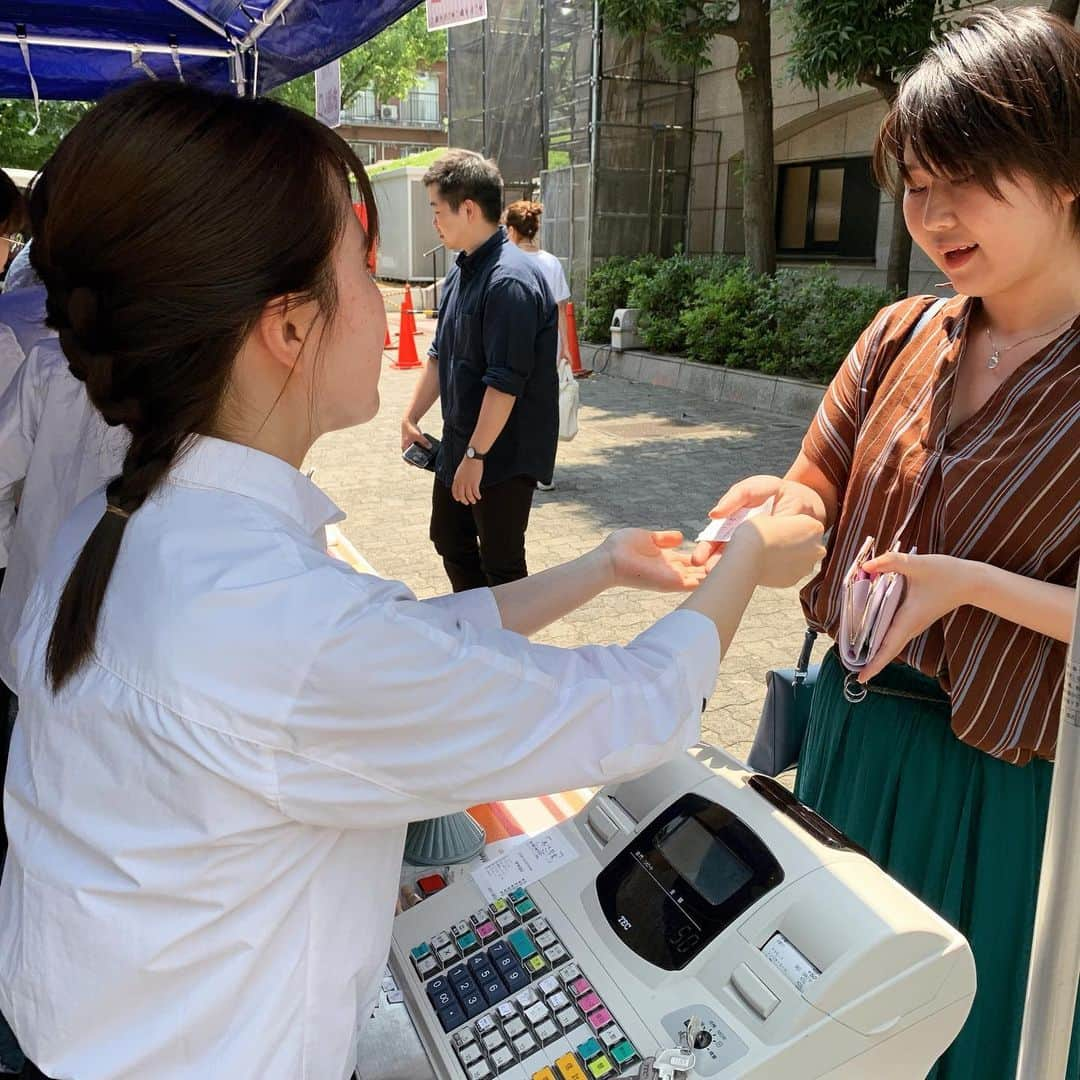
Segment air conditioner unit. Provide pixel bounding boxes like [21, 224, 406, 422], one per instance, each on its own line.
[380, 104, 399, 122]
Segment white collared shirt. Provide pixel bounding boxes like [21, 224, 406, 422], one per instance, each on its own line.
[0, 436, 720, 1080]
[1, 244, 36, 294]
[0, 337, 127, 686]
[0, 286, 52, 404]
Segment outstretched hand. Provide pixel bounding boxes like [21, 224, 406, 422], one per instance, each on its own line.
[603, 529, 708, 592]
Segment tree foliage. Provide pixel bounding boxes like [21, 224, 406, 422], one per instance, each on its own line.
[598, 0, 739, 67]
[599, 0, 777, 275]
[271, 7, 446, 116]
[786, 0, 965, 101]
[0, 99, 91, 170]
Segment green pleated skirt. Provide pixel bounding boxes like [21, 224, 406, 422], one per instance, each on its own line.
[795, 648, 1079, 1080]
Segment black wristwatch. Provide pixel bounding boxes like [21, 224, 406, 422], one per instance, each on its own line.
[465, 446, 487, 461]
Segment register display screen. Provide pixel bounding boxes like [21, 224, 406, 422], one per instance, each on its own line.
[598, 792, 784, 970]
[658, 817, 754, 906]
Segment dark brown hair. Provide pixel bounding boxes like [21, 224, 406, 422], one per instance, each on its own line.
[874, 7, 1080, 228]
[30, 81, 377, 691]
[422, 149, 503, 224]
[505, 200, 543, 240]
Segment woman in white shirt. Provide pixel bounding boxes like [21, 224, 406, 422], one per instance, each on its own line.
[505, 201, 575, 491]
[0, 83, 823, 1080]
[505, 200, 572, 370]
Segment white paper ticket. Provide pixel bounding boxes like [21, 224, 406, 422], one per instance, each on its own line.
[696, 497, 774, 544]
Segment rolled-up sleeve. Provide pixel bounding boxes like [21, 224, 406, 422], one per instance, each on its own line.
[421, 586, 502, 631]
[275, 594, 719, 828]
[480, 278, 541, 397]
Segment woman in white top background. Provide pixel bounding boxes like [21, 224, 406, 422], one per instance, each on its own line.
[0, 82, 823, 1079]
[505, 200, 575, 491]
[505, 200, 573, 371]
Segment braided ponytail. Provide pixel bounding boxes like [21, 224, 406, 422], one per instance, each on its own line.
[32, 82, 377, 690]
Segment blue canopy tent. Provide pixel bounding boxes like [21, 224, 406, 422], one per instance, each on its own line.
[0, 0, 421, 101]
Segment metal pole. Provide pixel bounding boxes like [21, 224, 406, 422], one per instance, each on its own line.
[0, 31, 232, 58]
[588, 0, 601, 169]
[238, 0, 298, 50]
[422, 243, 444, 310]
[162, 0, 231, 40]
[1016, 568, 1080, 1078]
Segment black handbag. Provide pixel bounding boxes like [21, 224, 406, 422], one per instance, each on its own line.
[747, 628, 819, 776]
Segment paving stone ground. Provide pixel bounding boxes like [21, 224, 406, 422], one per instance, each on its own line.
[306, 313, 828, 760]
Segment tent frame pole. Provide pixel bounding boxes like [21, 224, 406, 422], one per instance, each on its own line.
[239, 0, 299, 50]
[161, 0, 231, 41]
[0, 31, 232, 59]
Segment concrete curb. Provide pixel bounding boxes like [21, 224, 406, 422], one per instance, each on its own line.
[579, 342, 826, 423]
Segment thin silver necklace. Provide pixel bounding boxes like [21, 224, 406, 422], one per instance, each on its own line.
[984, 312, 1076, 369]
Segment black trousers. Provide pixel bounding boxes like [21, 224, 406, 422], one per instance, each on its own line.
[430, 475, 536, 593]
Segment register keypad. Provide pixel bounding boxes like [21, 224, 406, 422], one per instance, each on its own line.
[410, 888, 640, 1077]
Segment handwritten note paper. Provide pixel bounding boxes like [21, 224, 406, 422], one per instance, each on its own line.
[471, 826, 580, 902]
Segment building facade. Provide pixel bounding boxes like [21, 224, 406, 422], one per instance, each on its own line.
[338, 60, 449, 166]
[446, 0, 1040, 296]
[688, 0, 1026, 293]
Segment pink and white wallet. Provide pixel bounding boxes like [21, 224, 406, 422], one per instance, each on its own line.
[839, 536, 909, 672]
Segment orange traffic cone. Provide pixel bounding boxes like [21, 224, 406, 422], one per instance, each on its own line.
[383, 324, 393, 351]
[565, 301, 587, 378]
[392, 303, 422, 370]
[401, 286, 418, 338]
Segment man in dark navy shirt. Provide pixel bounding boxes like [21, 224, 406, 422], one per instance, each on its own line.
[402, 151, 558, 592]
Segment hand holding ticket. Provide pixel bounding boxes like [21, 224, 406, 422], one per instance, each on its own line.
[695, 497, 775, 544]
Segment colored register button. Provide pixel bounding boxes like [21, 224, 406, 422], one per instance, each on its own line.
[578, 991, 602, 1013]
[416, 873, 446, 897]
[554, 1052, 588, 1080]
[587, 1058, 615, 1079]
[610, 1039, 638, 1065]
[508, 927, 538, 960]
[531, 1070, 557, 1080]
[410, 942, 431, 960]
[587, 1007, 613, 1030]
[576, 1036, 603, 1060]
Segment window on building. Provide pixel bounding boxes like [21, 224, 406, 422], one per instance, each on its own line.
[402, 74, 441, 126]
[776, 157, 879, 259]
[346, 89, 377, 123]
[348, 141, 379, 165]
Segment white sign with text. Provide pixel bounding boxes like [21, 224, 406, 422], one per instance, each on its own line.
[427, 0, 487, 32]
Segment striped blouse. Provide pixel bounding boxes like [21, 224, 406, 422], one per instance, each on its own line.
[801, 295, 1080, 765]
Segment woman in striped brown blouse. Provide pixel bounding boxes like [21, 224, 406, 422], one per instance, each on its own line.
[699, 8, 1079, 1078]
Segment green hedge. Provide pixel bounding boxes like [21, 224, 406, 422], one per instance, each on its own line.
[580, 255, 661, 343]
[585, 256, 894, 384]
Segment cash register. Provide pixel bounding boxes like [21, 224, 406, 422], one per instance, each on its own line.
[387, 748, 976, 1079]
